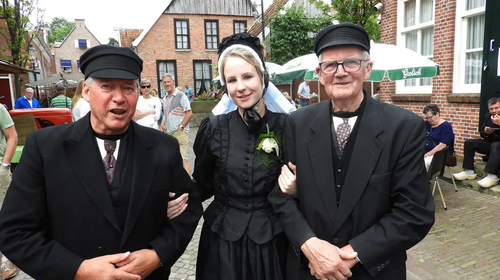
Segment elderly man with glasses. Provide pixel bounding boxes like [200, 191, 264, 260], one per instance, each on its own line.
[269, 23, 435, 280]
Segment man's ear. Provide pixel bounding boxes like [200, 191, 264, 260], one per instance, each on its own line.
[82, 82, 90, 102]
[316, 66, 326, 86]
[364, 61, 373, 81]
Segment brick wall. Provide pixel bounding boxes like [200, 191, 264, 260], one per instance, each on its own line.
[379, 0, 481, 158]
[53, 19, 100, 78]
[137, 13, 253, 93]
[120, 29, 143, 47]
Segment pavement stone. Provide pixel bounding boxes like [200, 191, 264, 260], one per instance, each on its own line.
[11, 127, 500, 279]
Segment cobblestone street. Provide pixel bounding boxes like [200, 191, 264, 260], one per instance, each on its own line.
[12, 127, 500, 279]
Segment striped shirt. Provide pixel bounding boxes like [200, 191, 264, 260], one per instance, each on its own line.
[50, 95, 72, 109]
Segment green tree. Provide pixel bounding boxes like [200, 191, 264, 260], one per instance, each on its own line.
[107, 37, 119, 47]
[0, 0, 40, 97]
[48, 17, 74, 46]
[268, 4, 332, 64]
[310, 0, 381, 42]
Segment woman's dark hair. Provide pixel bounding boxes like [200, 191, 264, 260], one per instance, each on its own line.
[423, 104, 440, 115]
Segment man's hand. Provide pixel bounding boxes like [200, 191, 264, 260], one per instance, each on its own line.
[278, 162, 298, 197]
[340, 244, 359, 269]
[301, 237, 357, 280]
[167, 192, 188, 219]
[176, 126, 183, 132]
[116, 249, 161, 279]
[485, 126, 493, 134]
[74, 252, 141, 280]
[491, 115, 500, 126]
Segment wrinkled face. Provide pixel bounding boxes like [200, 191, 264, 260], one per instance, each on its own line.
[488, 102, 500, 116]
[162, 77, 175, 94]
[83, 78, 139, 135]
[25, 89, 34, 100]
[223, 56, 263, 110]
[316, 45, 372, 101]
[424, 111, 440, 126]
[140, 83, 151, 97]
[310, 98, 319, 105]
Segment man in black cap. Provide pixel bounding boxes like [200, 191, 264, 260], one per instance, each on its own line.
[0, 45, 202, 280]
[269, 23, 435, 280]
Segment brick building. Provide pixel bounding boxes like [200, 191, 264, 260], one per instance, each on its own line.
[130, 0, 254, 98]
[53, 19, 101, 78]
[379, 0, 487, 156]
[0, 18, 53, 109]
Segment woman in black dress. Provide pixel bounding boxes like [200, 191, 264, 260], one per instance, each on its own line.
[193, 33, 288, 280]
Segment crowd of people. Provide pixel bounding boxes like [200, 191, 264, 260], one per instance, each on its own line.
[0, 22, 496, 280]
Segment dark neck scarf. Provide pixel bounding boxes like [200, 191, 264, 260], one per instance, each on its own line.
[93, 129, 128, 141]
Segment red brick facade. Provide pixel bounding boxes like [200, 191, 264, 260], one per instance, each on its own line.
[136, 14, 253, 94]
[379, 0, 482, 157]
[120, 29, 143, 47]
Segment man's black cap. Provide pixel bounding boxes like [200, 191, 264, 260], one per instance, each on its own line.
[80, 45, 143, 80]
[314, 23, 370, 56]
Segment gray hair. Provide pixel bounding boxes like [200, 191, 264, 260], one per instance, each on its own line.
[55, 84, 66, 95]
[161, 73, 175, 81]
[85, 77, 140, 91]
[25, 87, 34, 93]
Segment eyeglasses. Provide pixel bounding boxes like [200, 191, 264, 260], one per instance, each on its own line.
[140, 85, 151, 89]
[424, 115, 436, 121]
[319, 59, 367, 74]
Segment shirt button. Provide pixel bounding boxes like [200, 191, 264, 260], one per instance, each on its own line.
[336, 184, 341, 189]
[337, 169, 342, 173]
[97, 246, 104, 252]
[336, 201, 339, 204]
[333, 238, 339, 244]
[247, 143, 251, 146]
[244, 163, 248, 167]
[244, 178, 248, 181]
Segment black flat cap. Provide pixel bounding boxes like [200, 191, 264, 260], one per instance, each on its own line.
[314, 23, 370, 56]
[80, 45, 143, 80]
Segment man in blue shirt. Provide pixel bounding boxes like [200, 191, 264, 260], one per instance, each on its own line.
[14, 88, 40, 109]
[184, 84, 194, 102]
[297, 80, 310, 107]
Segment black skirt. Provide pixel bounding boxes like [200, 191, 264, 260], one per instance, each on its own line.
[196, 221, 287, 280]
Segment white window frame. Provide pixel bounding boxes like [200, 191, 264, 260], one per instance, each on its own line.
[396, 0, 435, 94]
[453, 0, 485, 94]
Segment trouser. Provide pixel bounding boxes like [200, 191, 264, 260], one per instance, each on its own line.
[463, 139, 500, 175]
[299, 98, 309, 107]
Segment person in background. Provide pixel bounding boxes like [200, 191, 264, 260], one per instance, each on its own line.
[160, 73, 194, 175]
[453, 97, 500, 188]
[39, 91, 48, 108]
[193, 32, 288, 280]
[184, 84, 194, 102]
[297, 80, 310, 107]
[0, 104, 18, 280]
[50, 84, 72, 109]
[134, 79, 162, 130]
[71, 80, 90, 122]
[14, 88, 40, 109]
[150, 88, 158, 97]
[309, 93, 319, 105]
[282, 91, 296, 107]
[421, 104, 454, 170]
[269, 23, 434, 280]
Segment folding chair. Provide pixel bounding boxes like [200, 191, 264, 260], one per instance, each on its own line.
[445, 138, 458, 192]
[428, 149, 448, 210]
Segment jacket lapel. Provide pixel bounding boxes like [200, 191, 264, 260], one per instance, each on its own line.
[308, 101, 337, 225]
[63, 115, 121, 233]
[121, 123, 156, 247]
[334, 96, 383, 234]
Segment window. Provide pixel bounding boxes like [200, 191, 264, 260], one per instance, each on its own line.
[60, 59, 72, 72]
[205, 20, 219, 49]
[399, 0, 435, 91]
[452, 0, 485, 93]
[74, 39, 90, 48]
[233, 20, 247, 34]
[156, 60, 177, 99]
[174, 19, 190, 49]
[193, 60, 212, 96]
[77, 59, 81, 72]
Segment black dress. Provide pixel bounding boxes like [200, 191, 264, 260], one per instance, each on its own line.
[193, 109, 288, 280]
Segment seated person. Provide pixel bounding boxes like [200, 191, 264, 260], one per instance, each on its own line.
[421, 104, 454, 170]
[454, 97, 500, 188]
[309, 93, 319, 105]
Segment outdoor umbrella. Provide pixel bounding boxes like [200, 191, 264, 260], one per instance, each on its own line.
[301, 42, 440, 82]
[272, 53, 318, 84]
[25, 73, 82, 87]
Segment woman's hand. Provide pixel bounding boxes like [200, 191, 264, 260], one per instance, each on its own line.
[278, 162, 298, 198]
[166, 192, 189, 219]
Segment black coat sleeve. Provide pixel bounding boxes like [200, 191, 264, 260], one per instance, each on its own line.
[192, 117, 216, 202]
[0, 132, 85, 280]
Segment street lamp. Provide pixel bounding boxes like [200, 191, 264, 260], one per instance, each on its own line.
[28, 44, 40, 99]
